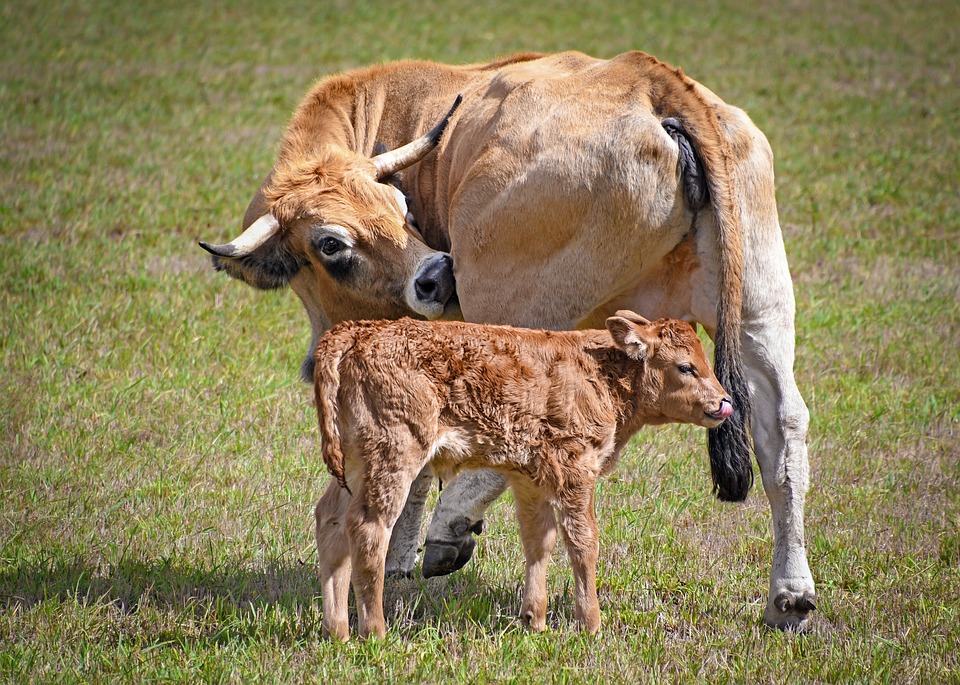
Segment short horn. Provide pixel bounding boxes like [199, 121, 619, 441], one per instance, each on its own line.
[198, 212, 280, 258]
[373, 95, 463, 179]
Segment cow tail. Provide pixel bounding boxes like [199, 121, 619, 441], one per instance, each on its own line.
[661, 70, 754, 502]
[314, 330, 352, 494]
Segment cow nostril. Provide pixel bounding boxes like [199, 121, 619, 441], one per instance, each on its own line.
[414, 254, 455, 305]
[415, 277, 438, 301]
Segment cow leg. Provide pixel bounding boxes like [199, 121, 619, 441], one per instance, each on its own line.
[742, 322, 817, 631]
[421, 468, 507, 577]
[315, 479, 352, 641]
[555, 485, 601, 633]
[385, 466, 433, 578]
[511, 478, 557, 632]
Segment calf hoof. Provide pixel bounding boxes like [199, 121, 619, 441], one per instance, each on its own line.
[322, 621, 350, 642]
[520, 609, 547, 632]
[421, 518, 482, 578]
[764, 590, 817, 633]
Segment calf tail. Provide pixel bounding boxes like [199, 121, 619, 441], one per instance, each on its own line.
[314, 330, 352, 494]
[648, 54, 754, 501]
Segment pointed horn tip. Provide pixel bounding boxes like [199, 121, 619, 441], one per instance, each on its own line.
[430, 93, 463, 138]
[373, 95, 465, 179]
[198, 241, 236, 257]
[427, 94, 464, 142]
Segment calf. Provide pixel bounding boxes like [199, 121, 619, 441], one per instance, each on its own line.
[312, 311, 732, 639]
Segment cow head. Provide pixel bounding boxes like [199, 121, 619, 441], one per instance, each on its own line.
[606, 310, 733, 429]
[200, 98, 462, 358]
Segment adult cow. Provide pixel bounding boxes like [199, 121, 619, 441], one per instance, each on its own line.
[200, 50, 816, 631]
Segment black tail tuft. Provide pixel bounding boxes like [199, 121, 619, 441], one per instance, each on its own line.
[708, 338, 754, 502]
[708, 416, 753, 502]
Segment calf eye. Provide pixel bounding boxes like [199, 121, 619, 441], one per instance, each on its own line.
[678, 363, 696, 375]
[318, 236, 345, 256]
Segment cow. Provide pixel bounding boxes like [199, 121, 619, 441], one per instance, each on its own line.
[312, 312, 733, 639]
[199, 50, 816, 631]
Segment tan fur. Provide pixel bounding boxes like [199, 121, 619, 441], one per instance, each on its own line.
[210, 50, 817, 631]
[218, 51, 747, 337]
[312, 312, 730, 638]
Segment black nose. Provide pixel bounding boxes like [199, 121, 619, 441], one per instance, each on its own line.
[415, 254, 456, 305]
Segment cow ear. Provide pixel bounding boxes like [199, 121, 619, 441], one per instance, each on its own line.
[606, 316, 655, 361]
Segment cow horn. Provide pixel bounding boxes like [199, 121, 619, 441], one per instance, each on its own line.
[372, 95, 462, 180]
[198, 212, 280, 258]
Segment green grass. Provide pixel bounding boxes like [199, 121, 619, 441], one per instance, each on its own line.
[2, 0, 958, 682]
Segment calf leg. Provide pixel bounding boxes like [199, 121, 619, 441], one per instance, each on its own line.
[347, 459, 422, 639]
[422, 468, 507, 577]
[555, 485, 601, 633]
[315, 480, 352, 640]
[511, 479, 558, 632]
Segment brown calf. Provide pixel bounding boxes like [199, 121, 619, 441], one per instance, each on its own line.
[312, 311, 731, 639]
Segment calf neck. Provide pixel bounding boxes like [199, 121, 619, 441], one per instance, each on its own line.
[313, 311, 730, 639]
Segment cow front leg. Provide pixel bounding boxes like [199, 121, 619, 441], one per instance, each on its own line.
[385, 466, 433, 578]
[422, 468, 507, 577]
[510, 479, 558, 632]
[743, 323, 817, 631]
[315, 480, 352, 641]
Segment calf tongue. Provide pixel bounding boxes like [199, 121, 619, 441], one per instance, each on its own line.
[710, 399, 734, 420]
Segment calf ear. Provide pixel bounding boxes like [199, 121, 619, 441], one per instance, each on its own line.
[613, 310, 651, 327]
[606, 316, 655, 361]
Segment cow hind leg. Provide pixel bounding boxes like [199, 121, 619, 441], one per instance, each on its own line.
[422, 468, 508, 577]
[315, 480, 353, 641]
[742, 321, 817, 631]
[511, 478, 557, 632]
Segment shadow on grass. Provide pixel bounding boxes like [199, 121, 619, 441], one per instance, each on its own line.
[0, 555, 317, 614]
[0, 554, 535, 637]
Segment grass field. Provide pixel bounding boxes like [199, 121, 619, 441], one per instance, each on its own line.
[2, 0, 959, 681]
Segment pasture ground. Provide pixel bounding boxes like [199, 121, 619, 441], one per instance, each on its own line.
[2, 0, 958, 682]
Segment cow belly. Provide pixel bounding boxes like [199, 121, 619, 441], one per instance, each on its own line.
[577, 226, 719, 335]
[450, 150, 690, 328]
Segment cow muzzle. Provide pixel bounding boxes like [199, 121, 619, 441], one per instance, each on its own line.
[408, 253, 456, 319]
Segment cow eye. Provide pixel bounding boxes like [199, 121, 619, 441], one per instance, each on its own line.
[678, 363, 696, 375]
[318, 236, 345, 256]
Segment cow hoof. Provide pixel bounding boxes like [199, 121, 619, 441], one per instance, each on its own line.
[764, 591, 817, 633]
[421, 535, 476, 578]
[384, 568, 414, 580]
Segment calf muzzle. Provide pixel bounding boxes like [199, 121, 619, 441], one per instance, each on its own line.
[707, 398, 734, 421]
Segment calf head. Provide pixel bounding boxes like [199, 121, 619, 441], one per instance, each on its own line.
[200, 98, 462, 326]
[606, 310, 732, 428]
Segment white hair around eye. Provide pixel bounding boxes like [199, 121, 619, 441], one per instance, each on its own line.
[318, 224, 355, 248]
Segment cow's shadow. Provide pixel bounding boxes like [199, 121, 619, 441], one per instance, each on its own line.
[0, 554, 556, 638]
